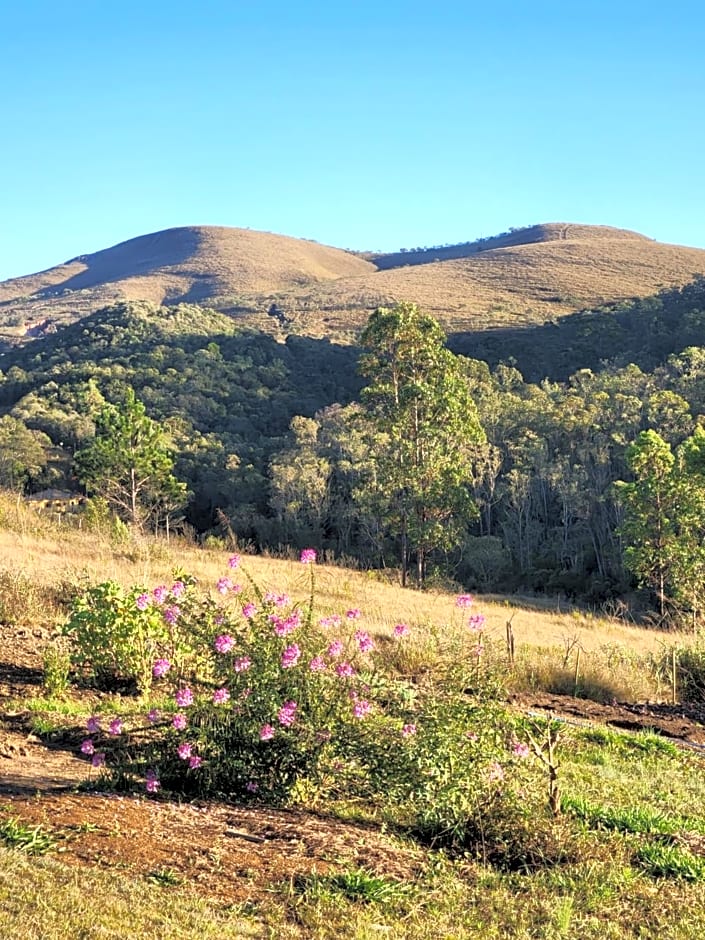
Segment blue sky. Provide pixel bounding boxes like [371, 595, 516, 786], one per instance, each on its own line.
[1, 0, 704, 279]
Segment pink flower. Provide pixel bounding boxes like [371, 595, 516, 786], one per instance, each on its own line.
[272, 610, 301, 636]
[171, 581, 186, 598]
[233, 656, 252, 673]
[352, 699, 371, 719]
[152, 585, 168, 605]
[335, 661, 355, 678]
[300, 548, 317, 564]
[393, 623, 410, 638]
[277, 701, 298, 727]
[189, 755, 203, 769]
[456, 594, 474, 609]
[511, 741, 530, 759]
[318, 615, 341, 629]
[91, 752, 106, 768]
[468, 614, 486, 631]
[401, 724, 417, 737]
[135, 592, 150, 611]
[175, 687, 194, 708]
[242, 602, 257, 618]
[281, 643, 301, 669]
[327, 640, 344, 659]
[228, 554, 241, 569]
[309, 655, 327, 672]
[265, 591, 290, 607]
[86, 716, 101, 734]
[217, 577, 233, 594]
[177, 742, 193, 760]
[147, 708, 160, 724]
[346, 608, 361, 620]
[246, 781, 259, 792]
[259, 724, 275, 741]
[152, 658, 171, 678]
[214, 634, 235, 654]
[108, 719, 123, 736]
[487, 761, 504, 783]
[145, 769, 160, 792]
[213, 687, 230, 705]
[355, 630, 375, 653]
[163, 605, 180, 625]
[80, 738, 95, 755]
[172, 713, 187, 730]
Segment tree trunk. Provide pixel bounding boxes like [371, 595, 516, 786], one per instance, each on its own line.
[401, 513, 408, 587]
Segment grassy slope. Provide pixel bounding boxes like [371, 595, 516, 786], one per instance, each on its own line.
[3, 223, 705, 346]
[0, 525, 676, 661]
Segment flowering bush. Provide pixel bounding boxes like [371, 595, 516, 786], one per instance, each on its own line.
[62, 573, 209, 693]
[69, 554, 544, 845]
[68, 553, 406, 801]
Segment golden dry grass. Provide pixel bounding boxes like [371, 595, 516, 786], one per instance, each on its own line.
[3, 222, 705, 344]
[0, 518, 684, 662]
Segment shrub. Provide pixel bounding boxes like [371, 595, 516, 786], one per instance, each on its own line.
[43, 637, 72, 696]
[668, 644, 705, 703]
[62, 574, 208, 693]
[70, 554, 547, 851]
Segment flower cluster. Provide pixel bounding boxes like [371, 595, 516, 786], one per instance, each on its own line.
[73, 550, 499, 812]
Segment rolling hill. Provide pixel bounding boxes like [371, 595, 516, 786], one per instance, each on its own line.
[2, 222, 705, 346]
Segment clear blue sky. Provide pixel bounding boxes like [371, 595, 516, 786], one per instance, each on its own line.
[1, 0, 704, 280]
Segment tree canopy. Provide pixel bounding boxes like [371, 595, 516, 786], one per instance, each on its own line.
[359, 302, 486, 587]
[74, 388, 187, 531]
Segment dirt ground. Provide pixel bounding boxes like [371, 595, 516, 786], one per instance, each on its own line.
[2, 622, 704, 905]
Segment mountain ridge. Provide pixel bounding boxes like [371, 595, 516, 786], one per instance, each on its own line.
[3, 222, 705, 346]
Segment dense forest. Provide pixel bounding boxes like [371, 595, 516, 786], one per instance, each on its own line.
[3, 278, 705, 618]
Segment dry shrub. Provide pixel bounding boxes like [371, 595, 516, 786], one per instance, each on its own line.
[510, 643, 661, 703]
[0, 568, 49, 627]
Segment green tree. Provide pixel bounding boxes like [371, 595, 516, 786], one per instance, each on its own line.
[669, 426, 705, 627]
[615, 430, 679, 618]
[0, 416, 50, 490]
[269, 416, 331, 546]
[359, 302, 485, 587]
[74, 388, 187, 531]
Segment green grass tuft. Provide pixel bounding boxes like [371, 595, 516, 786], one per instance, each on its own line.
[635, 842, 705, 881]
[0, 817, 58, 855]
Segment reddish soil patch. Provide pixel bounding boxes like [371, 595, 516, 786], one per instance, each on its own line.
[512, 692, 705, 750]
[0, 790, 423, 905]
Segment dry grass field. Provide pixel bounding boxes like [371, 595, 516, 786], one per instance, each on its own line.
[0, 523, 677, 661]
[0, 489, 694, 715]
[3, 222, 705, 345]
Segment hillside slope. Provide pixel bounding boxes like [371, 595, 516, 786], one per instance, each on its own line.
[0, 226, 376, 302]
[2, 222, 705, 344]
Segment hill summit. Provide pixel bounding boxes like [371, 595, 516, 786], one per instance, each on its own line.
[2, 222, 705, 345]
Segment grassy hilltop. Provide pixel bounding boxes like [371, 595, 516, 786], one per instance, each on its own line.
[3, 221, 705, 347]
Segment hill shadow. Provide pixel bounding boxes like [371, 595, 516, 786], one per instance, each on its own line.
[35, 228, 202, 299]
[449, 275, 705, 382]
